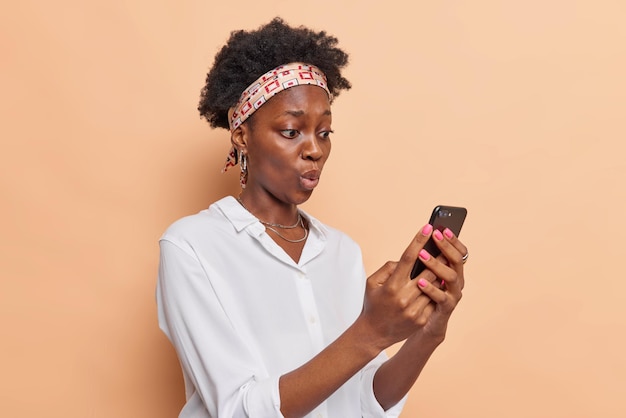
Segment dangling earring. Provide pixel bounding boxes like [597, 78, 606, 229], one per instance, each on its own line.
[239, 151, 248, 189]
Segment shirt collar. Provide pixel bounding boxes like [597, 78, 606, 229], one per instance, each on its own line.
[215, 196, 328, 241]
[216, 196, 259, 232]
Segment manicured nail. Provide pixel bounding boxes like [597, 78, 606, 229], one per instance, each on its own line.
[422, 224, 433, 236]
[433, 230, 444, 241]
[418, 278, 428, 287]
[443, 228, 454, 239]
[419, 249, 430, 261]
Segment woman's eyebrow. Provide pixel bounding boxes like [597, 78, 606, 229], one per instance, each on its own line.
[278, 109, 332, 118]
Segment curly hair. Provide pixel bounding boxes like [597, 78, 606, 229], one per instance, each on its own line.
[198, 17, 351, 130]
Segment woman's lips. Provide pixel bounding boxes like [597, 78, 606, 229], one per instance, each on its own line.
[300, 170, 321, 190]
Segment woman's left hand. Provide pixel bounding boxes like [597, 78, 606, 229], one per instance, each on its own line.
[411, 228, 468, 341]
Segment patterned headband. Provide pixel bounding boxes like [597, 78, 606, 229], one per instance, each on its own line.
[222, 62, 331, 175]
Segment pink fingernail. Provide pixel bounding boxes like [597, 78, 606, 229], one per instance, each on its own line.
[433, 230, 444, 241]
[418, 278, 428, 287]
[443, 228, 454, 239]
[422, 224, 433, 236]
[419, 249, 430, 260]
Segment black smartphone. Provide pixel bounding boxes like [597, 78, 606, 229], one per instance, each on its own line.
[410, 205, 468, 279]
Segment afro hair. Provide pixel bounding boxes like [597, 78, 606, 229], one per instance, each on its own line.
[198, 17, 351, 130]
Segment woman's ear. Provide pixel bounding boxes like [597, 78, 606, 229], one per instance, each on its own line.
[228, 106, 248, 155]
[230, 126, 247, 155]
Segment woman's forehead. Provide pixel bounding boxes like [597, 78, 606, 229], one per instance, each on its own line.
[259, 85, 331, 116]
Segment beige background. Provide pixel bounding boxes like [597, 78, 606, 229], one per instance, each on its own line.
[1, 1, 625, 417]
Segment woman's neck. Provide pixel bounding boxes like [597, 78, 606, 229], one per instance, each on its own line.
[236, 192, 300, 226]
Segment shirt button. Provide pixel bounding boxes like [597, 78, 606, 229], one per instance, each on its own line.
[297, 271, 306, 280]
[309, 316, 317, 325]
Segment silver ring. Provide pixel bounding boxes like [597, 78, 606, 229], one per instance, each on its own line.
[462, 251, 469, 264]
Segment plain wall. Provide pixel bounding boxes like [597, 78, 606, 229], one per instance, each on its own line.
[1, 1, 625, 417]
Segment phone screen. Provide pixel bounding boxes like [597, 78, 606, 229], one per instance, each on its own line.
[410, 205, 467, 279]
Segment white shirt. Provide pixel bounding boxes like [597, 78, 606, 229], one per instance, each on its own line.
[156, 196, 405, 418]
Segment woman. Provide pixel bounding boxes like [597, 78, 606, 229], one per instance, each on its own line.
[157, 17, 468, 418]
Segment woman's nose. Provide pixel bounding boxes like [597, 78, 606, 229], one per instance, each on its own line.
[302, 135, 324, 161]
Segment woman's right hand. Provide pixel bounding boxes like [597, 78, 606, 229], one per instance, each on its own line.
[358, 224, 446, 351]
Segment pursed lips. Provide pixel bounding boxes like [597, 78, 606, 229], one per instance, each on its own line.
[300, 169, 321, 190]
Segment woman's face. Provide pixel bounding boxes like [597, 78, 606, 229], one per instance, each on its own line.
[239, 85, 332, 205]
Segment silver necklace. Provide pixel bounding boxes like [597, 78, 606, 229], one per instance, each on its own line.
[264, 220, 308, 243]
[236, 196, 309, 243]
[237, 196, 301, 228]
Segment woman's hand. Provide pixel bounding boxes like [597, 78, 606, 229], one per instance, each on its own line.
[412, 227, 468, 341]
[358, 225, 469, 352]
[358, 225, 441, 351]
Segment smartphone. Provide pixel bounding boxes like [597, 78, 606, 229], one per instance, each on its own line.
[410, 205, 468, 279]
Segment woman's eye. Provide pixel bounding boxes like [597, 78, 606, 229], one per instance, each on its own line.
[320, 130, 334, 139]
[281, 129, 299, 139]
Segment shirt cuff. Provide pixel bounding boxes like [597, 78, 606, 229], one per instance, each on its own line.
[360, 362, 407, 418]
[242, 376, 284, 418]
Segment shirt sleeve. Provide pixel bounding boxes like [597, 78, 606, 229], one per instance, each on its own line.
[359, 352, 407, 418]
[156, 238, 284, 418]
